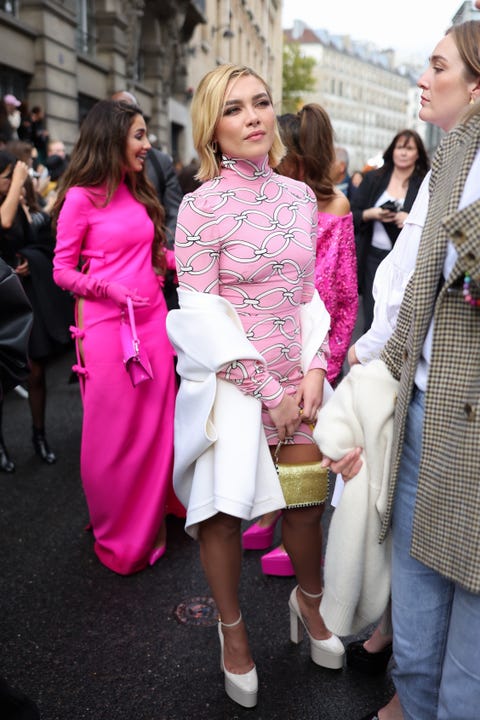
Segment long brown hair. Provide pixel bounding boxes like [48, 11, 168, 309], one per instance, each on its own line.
[277, 104, 336, 201]
[447, 20, 480, 81]
[52, 100, 167, 272]
[447, 20, 480, 126]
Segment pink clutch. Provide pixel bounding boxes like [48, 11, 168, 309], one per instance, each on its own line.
[120, 297, 153, 387]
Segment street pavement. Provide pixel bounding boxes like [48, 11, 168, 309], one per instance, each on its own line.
[0, 347, 393, 720]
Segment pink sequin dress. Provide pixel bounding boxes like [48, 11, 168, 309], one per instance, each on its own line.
[174, 155, 329, 445]
[315, 212, 358, 384]
[54, 182, 181, 575]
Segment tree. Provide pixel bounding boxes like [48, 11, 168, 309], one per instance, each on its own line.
[282, 43, 316, 113]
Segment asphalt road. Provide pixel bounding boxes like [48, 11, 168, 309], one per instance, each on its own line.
[0, 345, 393, 720]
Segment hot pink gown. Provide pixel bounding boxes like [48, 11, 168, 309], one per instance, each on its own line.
[54, 182, 181, 575]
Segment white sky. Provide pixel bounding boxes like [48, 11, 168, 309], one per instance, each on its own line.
[282, 0, 475, 64]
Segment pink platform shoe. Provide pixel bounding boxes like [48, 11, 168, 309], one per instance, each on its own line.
[149, 544, 166, 566]
[242, 511, 282, 550]
[261, 545, 295, 576]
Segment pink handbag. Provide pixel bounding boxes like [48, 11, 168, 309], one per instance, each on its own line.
[120, 297, 153, 387]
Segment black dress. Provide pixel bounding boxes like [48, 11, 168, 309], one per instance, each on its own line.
[351, 168, 425, 331]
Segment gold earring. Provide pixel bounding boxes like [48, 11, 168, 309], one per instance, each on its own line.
[211, 140, 218, 153]
[470, 94, 476, 105]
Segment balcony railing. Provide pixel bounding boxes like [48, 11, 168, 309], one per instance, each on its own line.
[76, 27, 96, 56]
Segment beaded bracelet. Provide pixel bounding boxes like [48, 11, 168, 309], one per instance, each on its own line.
[462, 273, 480, 307]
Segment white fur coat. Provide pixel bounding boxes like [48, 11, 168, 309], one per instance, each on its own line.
[314, 359, 399, 636]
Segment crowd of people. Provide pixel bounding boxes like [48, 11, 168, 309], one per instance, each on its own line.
[3, 10, 480, 718]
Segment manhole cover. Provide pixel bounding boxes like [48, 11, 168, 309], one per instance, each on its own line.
[174, 596, 219, 626]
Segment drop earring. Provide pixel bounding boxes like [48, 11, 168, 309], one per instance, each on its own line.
[470, 94, 476, 105]
[211, 139, 218, 153]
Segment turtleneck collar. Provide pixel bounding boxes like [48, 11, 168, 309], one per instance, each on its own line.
[220, 155, 273, 182]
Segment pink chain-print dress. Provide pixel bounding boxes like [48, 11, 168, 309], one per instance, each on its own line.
[174, 155, 329, 445]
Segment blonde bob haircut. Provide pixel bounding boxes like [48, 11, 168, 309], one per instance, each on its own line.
[191, 63, 285, 182]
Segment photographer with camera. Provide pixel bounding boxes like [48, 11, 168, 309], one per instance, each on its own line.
[351, 129, 429, 331]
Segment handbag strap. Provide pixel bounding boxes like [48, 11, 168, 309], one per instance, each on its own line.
[274, 440, 284, 465]
[126, 296, 139, 344]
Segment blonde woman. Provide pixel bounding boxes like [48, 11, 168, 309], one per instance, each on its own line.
[167, 64, 344, 709]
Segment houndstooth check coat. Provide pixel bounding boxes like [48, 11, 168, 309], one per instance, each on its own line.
[380, 111, 480, 594]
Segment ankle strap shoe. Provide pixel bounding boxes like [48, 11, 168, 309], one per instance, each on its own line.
[289, 586, 345, 669]
[218, 614, 258, 708]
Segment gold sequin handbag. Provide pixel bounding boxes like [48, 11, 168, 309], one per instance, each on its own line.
[274, 442, 329, 509]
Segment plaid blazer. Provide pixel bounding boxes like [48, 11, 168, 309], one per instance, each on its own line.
[381, 113, 480, 593]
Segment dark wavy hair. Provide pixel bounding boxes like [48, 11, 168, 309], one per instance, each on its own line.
[381, 129, 430, 180]
[277, 103, 336, 201]
[52, 100, 167, 273]
[6, 140, 34, 165]
[0, 149, 16, 174]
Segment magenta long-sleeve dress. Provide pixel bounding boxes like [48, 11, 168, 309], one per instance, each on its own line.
[54, 182, 181, 575]
[314, 212, 358, 384]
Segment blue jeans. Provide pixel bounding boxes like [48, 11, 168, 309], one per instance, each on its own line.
[391, 388, 480, 720]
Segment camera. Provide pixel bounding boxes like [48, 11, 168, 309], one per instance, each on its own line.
[380, 200, 402, 212]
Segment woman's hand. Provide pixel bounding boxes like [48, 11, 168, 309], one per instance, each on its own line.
[11, 161, 29, 189]
[105, 281, 150, 308]
[268, 393, 302, 442]
[394, 210, 408, 229]
[347, 344, 359, 366]
[15, 256, 30, 277]
[321, 447, 363, 481]
[0, 161, 29, 229]
[363, 207, 397, 223]
[43, 189, 58, 215]
[294, 368, 325, 424]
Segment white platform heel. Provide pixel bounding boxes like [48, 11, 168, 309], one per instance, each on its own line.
[218, 613, 258, 708]
[289, 586, 345, 669]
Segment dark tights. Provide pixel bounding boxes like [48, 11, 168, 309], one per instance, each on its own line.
[27, 358, 47, 432]
[0, 358, 48, 442]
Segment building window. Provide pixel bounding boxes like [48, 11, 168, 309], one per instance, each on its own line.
[78, 93, 97, 125]
[0, 1, 17, 13]
[0, 63, 28, 106]
[76, 0, 96, 55]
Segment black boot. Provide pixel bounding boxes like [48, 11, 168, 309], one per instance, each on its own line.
[32, 427, 56, 464]
[0, 439, 15, 473]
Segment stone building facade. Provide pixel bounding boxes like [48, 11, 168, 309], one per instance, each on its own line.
[184, 0, 283, 161]
[284, 21, 413, 171]
[0, 0, 282, 163]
